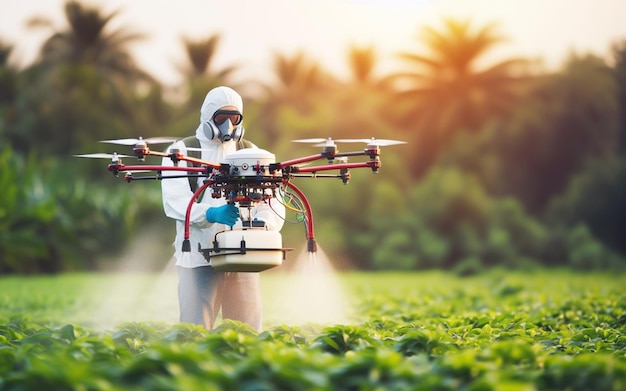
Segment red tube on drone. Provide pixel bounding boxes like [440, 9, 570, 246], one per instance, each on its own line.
[285, 181, 317, 253]
[182, 179, 215, 252]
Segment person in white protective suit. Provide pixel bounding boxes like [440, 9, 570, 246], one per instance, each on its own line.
[161, 86, 285, 331]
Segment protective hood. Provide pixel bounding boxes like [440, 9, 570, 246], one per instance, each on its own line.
[198, 86, 244, 142]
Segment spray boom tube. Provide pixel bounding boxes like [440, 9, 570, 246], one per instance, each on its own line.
[286, 181, 317, 253]
[182, 179, 215, 252]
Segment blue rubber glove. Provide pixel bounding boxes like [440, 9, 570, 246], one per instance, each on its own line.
[206, 204, 239, 226]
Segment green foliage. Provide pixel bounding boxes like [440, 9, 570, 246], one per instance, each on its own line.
[393, 18, 530, 178]
[0, 148, 68, 273]
[0, 148, 162, 273]
[8, 64, 160, 157]
[0, 271, 625, 390]
[547, 156, 626, 257]
[1, 5, 625, 273]
[360, 167, 625, 271]
[442, 55, 620, 213]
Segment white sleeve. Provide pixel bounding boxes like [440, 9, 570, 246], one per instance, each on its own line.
[251, 194, 286, 232]
[160, 142, 212, 228]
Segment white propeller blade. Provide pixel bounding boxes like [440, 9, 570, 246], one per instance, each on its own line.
[125, 169, 152, 173]
[293, 137, 406, 147]
[165, 146, 211, 154]
[335, 138, 407, 146]
[73, 153, 133, 159]
[292, 138, 330, 144]
[99, 137, 179, 146]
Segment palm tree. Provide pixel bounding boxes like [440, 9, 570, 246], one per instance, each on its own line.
[166, 33, 238, 139]
[613, 40, 626, 154]
[180, 35, 237, 79]
[349, 45, 377, 85]
[28, 0, 150, 86]
[0, 40, 19, 144]
[267, 51, 330, 105]
[319, 45, 396, 140]
[392, 18, 530, 176]
[254, 51, 333, 145]
[0, 40, 17, 104]
[20, 0, 155, 155]
[347, 45, 394, 89]
[177, 34, 238, 108]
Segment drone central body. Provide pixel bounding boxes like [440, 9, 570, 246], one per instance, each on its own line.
[76, 136, 405, 271]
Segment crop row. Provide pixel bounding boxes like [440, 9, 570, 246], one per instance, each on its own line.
[1, 316, 625, 390]
[0, 271, 625, 390]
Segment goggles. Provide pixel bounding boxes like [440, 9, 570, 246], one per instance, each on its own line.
[212, 110, 243, 126]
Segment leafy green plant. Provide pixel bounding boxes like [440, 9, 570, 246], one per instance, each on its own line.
[0, 148, 163, 273]
[1, 271, 624, 390]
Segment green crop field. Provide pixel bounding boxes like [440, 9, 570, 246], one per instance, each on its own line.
[1, 269, 625, 390]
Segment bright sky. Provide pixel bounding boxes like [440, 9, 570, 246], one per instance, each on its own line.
[2, 0, 626, 86]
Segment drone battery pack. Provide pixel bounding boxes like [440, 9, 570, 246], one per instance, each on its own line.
[211, 229, 284, 272]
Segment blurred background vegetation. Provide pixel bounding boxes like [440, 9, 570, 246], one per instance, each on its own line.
[1, 1, 625, 274]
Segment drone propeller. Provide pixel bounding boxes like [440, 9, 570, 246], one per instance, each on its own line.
[292, 138, 330, 144]
[124, 169, 151, 173]
[166, 146, 210, 153]
[335, 138, 407, 146]
[292, 138, 337, 147]
[73, 153, 133, 159]
[99, 136, 179, 146]
[293, 137, 406, 147]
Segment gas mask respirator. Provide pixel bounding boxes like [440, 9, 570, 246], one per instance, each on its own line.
[204, 109, 244, 142]
[216, 118, 235, 142]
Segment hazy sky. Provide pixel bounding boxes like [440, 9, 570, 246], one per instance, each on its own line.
[2, 0, 626, 86]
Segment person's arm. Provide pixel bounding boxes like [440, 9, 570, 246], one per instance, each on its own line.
[250, 194, 286, 232]
[160, 141, 212, 228]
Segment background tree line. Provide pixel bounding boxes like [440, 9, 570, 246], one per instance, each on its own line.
[1, 1, 625, 274]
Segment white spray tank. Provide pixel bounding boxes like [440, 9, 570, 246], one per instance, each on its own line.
[205, 148, 291, 272]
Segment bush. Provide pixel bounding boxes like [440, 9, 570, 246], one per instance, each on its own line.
[547, 157, 626, 258]
[0, 148, 162, 273]
[369, 167, 625, 271]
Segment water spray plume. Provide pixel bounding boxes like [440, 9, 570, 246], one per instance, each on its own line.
[79, 226, 179, 330]
[265, 245, 349, 326]
[179, 251, 192, 266]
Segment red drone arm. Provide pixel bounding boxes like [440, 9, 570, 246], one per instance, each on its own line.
[133, 147, 223, 170]
[292, 160, 380, 174]
[275, 153, 326, 169]
[108, 163, 209, 173]
[183, 179, 215, 251]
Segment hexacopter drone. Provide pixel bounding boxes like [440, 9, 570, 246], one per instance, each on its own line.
[76, 136, 405, 272]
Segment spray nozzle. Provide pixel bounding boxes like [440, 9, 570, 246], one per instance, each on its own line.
[182, 239, 191, 252]
[307, 238, 317, 253]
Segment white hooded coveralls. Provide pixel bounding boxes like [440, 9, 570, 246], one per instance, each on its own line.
[161, 87, 285, 268]
[160, 86, 284, 330]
